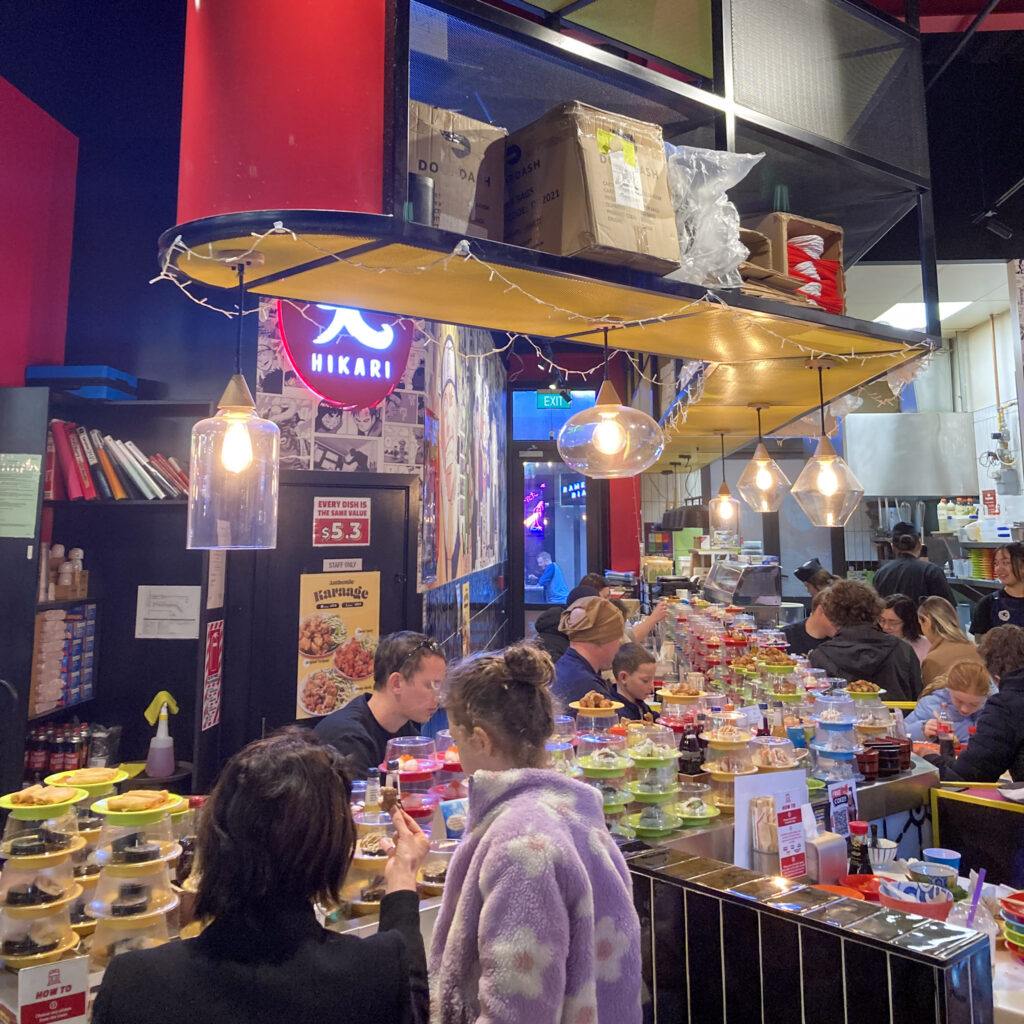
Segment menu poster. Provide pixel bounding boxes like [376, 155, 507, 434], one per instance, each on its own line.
[775, 787, 807, 879]
[202, 619, 224, 731]
[827, 780, 858, 839]
[296, 571, 380, 720]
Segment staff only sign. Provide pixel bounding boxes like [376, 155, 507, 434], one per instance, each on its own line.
[276, 300, 415, 409]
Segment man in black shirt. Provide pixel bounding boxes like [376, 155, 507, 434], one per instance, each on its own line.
[781, 590, 837, 656]
[873, 523, 956, 605]
[315, 631, 447, 775]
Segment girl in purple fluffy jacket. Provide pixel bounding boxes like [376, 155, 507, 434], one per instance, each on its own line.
[430, 643, 642, 1024]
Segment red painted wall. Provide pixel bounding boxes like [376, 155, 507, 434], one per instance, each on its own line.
[0, 77, 76, 386]
[177, 0, 388, 223]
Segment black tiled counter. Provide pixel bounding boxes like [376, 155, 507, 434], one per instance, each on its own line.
[627, 846, 992, 1024]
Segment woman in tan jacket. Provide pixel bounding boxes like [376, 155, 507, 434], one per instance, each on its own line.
[919, 596, 983, 690]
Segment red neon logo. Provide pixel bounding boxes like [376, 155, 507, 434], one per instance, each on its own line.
[276, 300, 415, 409]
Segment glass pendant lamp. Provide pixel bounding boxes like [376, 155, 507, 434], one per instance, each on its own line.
[187, 260, 280, 549]
[791, 361, 864, 528]
[737, 405, 791, 513]
[708, 433, 740, 531]
[557, 329, 665, 478]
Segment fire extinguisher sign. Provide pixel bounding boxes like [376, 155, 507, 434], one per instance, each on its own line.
[313, 496, 371, 547]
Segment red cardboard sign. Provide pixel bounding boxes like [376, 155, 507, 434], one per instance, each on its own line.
[313, 496, 371, 547]
[276, 300, 415, 410]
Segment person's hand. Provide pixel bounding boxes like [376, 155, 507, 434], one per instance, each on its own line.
[922, 718, 940, 740]
[526, 574, 538, 584]
[649, 600, 670, 625]
[384, 807, 430, 894]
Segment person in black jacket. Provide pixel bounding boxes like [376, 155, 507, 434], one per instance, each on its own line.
[927, 624, 1024, 782]
[809, 580, 923, 701]
[92, 729, 430, 1024]
[872, 523, 957, 605]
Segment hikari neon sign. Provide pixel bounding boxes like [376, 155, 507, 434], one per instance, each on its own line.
[276, 300, 415, 409]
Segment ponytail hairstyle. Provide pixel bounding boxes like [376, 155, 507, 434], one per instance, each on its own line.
[919, 659, 991, 699]
[444, 643, 555, 767]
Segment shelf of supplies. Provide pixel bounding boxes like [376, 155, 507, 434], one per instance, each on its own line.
[44, 499, 187, 508]
[37, 599, 99, 611]
[960, 541, 1011, 548]
[28, 698, 94, 723]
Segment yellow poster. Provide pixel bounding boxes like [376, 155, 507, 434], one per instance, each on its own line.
[296, 571, 380, 720]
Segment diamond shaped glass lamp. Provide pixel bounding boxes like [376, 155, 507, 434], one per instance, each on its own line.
[737, 443, 791, 513]
[186, 374, 280, 549]
[790, 434, 864, 528]
[557, 380, 665, 479]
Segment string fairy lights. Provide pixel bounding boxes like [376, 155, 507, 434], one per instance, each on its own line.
[153, 227, 933, 438]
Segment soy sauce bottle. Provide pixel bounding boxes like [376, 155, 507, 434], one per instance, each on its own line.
[848, 820, 873, 875]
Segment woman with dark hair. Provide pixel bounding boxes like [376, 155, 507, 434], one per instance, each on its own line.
[970, 543, 1024, 636]
[927, 624, 1024, 781]
[92, 729, 430, 1024]
[879, 593, 930, 662]
[809, 580, 923, 700]
[872, 524, 956, 605]
[431, 644, 641, 1024]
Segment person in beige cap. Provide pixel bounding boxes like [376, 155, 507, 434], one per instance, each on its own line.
[550, 596, 625, 713]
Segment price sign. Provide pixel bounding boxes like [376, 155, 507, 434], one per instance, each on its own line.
[313, 496, 371, 547]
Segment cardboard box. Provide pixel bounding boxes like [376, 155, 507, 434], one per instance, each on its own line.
[740, 212, 845, 312]
[503, 101, 680, 275]
[408, 101, 507, 240]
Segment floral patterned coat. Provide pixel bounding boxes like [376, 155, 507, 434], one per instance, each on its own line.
[429, 768, 642, 1024]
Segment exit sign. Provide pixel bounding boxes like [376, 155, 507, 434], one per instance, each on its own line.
[537, 391, 572, 409]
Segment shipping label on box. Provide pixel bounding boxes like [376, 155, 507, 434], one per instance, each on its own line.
[408, 101, 507, 240]
[503, 100, 680, 275]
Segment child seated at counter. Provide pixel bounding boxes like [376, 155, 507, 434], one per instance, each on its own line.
[614, 643, 655, 724]
[612, 643, 658, 721]
[904, 660, 994, 744]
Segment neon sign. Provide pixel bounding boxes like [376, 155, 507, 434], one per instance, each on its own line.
[276, 300, 415, 409]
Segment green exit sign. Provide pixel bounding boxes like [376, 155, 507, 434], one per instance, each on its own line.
[537, 391, 572, 409]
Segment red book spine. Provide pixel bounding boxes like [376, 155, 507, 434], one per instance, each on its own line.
[64, 424, 98, 500]
[154, 453, 189, 492]
[43, 428, 66, 500]
[49, 421, 84, 501]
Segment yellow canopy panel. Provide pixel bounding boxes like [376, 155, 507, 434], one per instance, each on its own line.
[159, 215, 928, 473]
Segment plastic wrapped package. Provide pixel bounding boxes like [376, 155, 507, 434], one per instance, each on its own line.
[663, 142, 763, 288]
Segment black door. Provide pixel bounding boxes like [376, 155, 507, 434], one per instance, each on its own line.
[245, 471, 420, 739]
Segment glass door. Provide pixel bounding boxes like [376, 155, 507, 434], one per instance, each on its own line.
[509, 440, 604, 642]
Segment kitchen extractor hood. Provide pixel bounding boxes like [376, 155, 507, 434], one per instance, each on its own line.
[843, 412, 978, 496]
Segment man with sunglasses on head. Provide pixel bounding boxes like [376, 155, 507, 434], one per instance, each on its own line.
[315, 631, 447, 775]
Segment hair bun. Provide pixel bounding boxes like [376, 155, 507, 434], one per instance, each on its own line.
[503, 643, 554, 689]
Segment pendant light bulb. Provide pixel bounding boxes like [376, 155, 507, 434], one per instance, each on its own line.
[592, 414, 627, 456]
[816, 461, 839, 497]
[755, 464, 774, 491]
[556, 334, 664, 479]
[737, 411, 791, 515]
[221, 415, 255, 473]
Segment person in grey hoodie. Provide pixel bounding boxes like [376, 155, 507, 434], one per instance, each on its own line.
[809, 580, 923, 701]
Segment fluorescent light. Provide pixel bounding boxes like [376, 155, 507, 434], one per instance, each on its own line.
[873, 302, 971, 330]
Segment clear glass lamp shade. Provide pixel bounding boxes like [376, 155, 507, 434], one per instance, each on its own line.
[791, 435, 864, 528]
[187, 405, 280, 550]
[557, 381, 665, 479]
[736, 443, 792, 513]
[708, 482, 741, 532]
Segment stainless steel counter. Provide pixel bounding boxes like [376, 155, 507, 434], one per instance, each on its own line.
[658, 755, 939, 861]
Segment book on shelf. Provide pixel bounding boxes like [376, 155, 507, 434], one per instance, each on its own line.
[47, 419, 190, 501]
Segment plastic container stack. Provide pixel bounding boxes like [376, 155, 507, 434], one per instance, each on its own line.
[0, 788, 89, 969]
[86, 791, 182, 970]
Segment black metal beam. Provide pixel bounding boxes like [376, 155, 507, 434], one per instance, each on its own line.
[926, 0, 1002, 91]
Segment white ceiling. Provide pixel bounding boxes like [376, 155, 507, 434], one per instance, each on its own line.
[845, 260, 1011, 333]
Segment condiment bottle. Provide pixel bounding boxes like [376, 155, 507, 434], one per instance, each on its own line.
[770, 702, 787, 739]
[849, 820, 873, 874]
[364, 767, 382, 811]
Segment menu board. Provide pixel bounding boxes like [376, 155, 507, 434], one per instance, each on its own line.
[296, 571, 380, 720]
